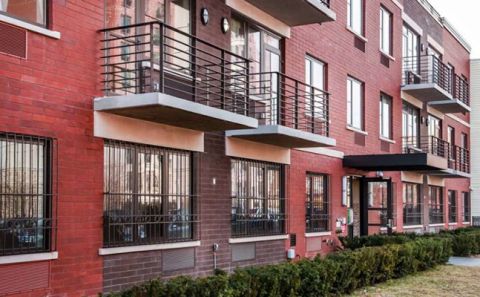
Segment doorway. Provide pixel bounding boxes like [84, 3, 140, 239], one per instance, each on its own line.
[359, 177, 393, 236]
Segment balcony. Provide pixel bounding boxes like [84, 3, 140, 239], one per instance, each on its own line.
[428, 74, 471, 113]
[244, 0, 336, 26]
[344, 136, 470, 178]
[402, 55, 470, 113]
[226, 72, 336, 148]
[95, 22, 258, 132]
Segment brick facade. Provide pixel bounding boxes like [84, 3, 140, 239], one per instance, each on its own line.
[0, 0, 472, 295]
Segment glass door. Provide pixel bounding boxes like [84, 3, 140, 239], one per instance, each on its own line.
[360, 177, 393, 236]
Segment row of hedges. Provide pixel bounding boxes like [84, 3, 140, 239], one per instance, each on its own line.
[339, 227, 480, 256]
[108, 237, 451, 297]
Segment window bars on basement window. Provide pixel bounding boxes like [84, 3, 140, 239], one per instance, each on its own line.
[103, 140, 198, 248]
[305, 174, 330, 233]
[0, 132, 57, 256]
[231, 158, 285, 238]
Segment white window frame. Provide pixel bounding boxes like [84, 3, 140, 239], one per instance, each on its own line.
[380, 93, 392, 139]
[380, 6, 392, 55]
[347, 0, 364, 36]
[347, 77, 364, 130]
[305, 56, 326, 119]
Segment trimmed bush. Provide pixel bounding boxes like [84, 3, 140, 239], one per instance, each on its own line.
[339, 227, 480, 257]
[105, 237, 452, 297]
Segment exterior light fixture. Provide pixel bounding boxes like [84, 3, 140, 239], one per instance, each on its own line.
[201, 8, 209, 25]
[221, 17, 230, 33]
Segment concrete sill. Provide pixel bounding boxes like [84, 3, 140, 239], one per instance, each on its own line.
[305, 231, 332, 238]
[346, 126, 368, 135]
[429, 223, 445, 227]
[229, 235, 288, 244]
[380, 50, 396, 61]
[379, 136, 396, 144]
[99, 241, 201, 256]
[403, 225, 423, 229]
[448, 223, 458, 226]
[346, 26, 368, 42]
[0, 14, 60, 39]
[0, 252, 58, 265]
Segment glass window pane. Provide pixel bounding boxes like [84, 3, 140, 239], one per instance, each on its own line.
[0, 0, 46, 26]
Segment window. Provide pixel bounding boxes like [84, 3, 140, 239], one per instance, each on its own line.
[447, 126, 455, 159]
[463, 192, 471, 223]
[380, 93, 392, 139]
[380, 7, 392, 55]
[402, 102, 419, 149]
[428, 115, 442, 139]
[0, 0, 47, 27]
[305, 56, 327, 119]
[347, 77, 364, 130]
[347, 0, 363, 35]
[403, 183, 422, 226]
[402, 25, 420, 76]
[306, 174, 329, 232]
[231, 159, 285, 238]
[103, 140, 196, 247]
[429, 186, 443, 224]
[402, 25, 419, 60]
[230, 16, 282, 123]
[0, 132, 56, 256]
[461, 133, 468, 149]
[448, 190, 457, 223]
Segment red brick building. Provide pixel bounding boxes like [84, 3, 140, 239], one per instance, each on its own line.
[0, 0, 472, 295]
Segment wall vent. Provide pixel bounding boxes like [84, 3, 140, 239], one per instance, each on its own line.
[354, 132, 366, 146]
[162, 248, 195, 271]
[0, 22, 27, 59]
[0, 262, 49, 295]
[354, 36, 366, 52]
[380, 54, 390, 68]
[232, 243, 256, 262]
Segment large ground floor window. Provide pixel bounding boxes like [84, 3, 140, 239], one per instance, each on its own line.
[403, 183, 422, 226]
[103, 140, 196, 247]
[0, 132, 56, 256]
[463, 192, 471, 223]
[231, 159, 285, 238]
[448, 190, 457, 223]
[306, 174, 329, 232]
[429, 186, 444, 224]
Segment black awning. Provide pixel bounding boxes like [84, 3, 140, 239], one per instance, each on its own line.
[343, 153, 447, 171]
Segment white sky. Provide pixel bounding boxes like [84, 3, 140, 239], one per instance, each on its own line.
[427, 0, 480, 58]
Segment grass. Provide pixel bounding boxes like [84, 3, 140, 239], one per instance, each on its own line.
[348, 265, 480, 297]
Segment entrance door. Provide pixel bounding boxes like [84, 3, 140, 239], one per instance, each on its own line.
[360, 177, 393, 236]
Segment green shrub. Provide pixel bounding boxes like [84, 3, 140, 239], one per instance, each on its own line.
[106, 237, 453, 297]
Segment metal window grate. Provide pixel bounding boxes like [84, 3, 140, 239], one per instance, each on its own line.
[305, 174, 329, 233]
[463, 192, 471, 223]
[448, 190, 457, 223]
[103, 140, 198, 247]
[429, 186, 444, 224]
[403, 183, 422, 226]
[0, 132, 57, 256]
[231, 159, 285, 238]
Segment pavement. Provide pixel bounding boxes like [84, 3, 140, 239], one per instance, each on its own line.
[448, 256, 480, 267]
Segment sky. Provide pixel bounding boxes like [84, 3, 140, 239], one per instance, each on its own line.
[427, 0, 480, 58]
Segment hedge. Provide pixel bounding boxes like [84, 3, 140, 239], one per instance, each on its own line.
[106, 237, 451, 297]
[339, 227, 480, 257]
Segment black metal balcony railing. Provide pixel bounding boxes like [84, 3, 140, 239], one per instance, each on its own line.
[320, 0, 331, 8]
[454, 74, 470, 106]
[100, 21, 251, 116]
[403, 55, 453, 94]
[249, 72, 330, 136]
[429, 209, 444, 224]
[402, 135, 449, 158]
[402, 136, 470, 174]
[449, 145, 470, 174]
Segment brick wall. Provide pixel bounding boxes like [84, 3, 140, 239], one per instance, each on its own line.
[0, 0, 104, 296]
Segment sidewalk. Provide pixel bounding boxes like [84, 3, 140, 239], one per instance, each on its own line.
[448, 256, 480, 267]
